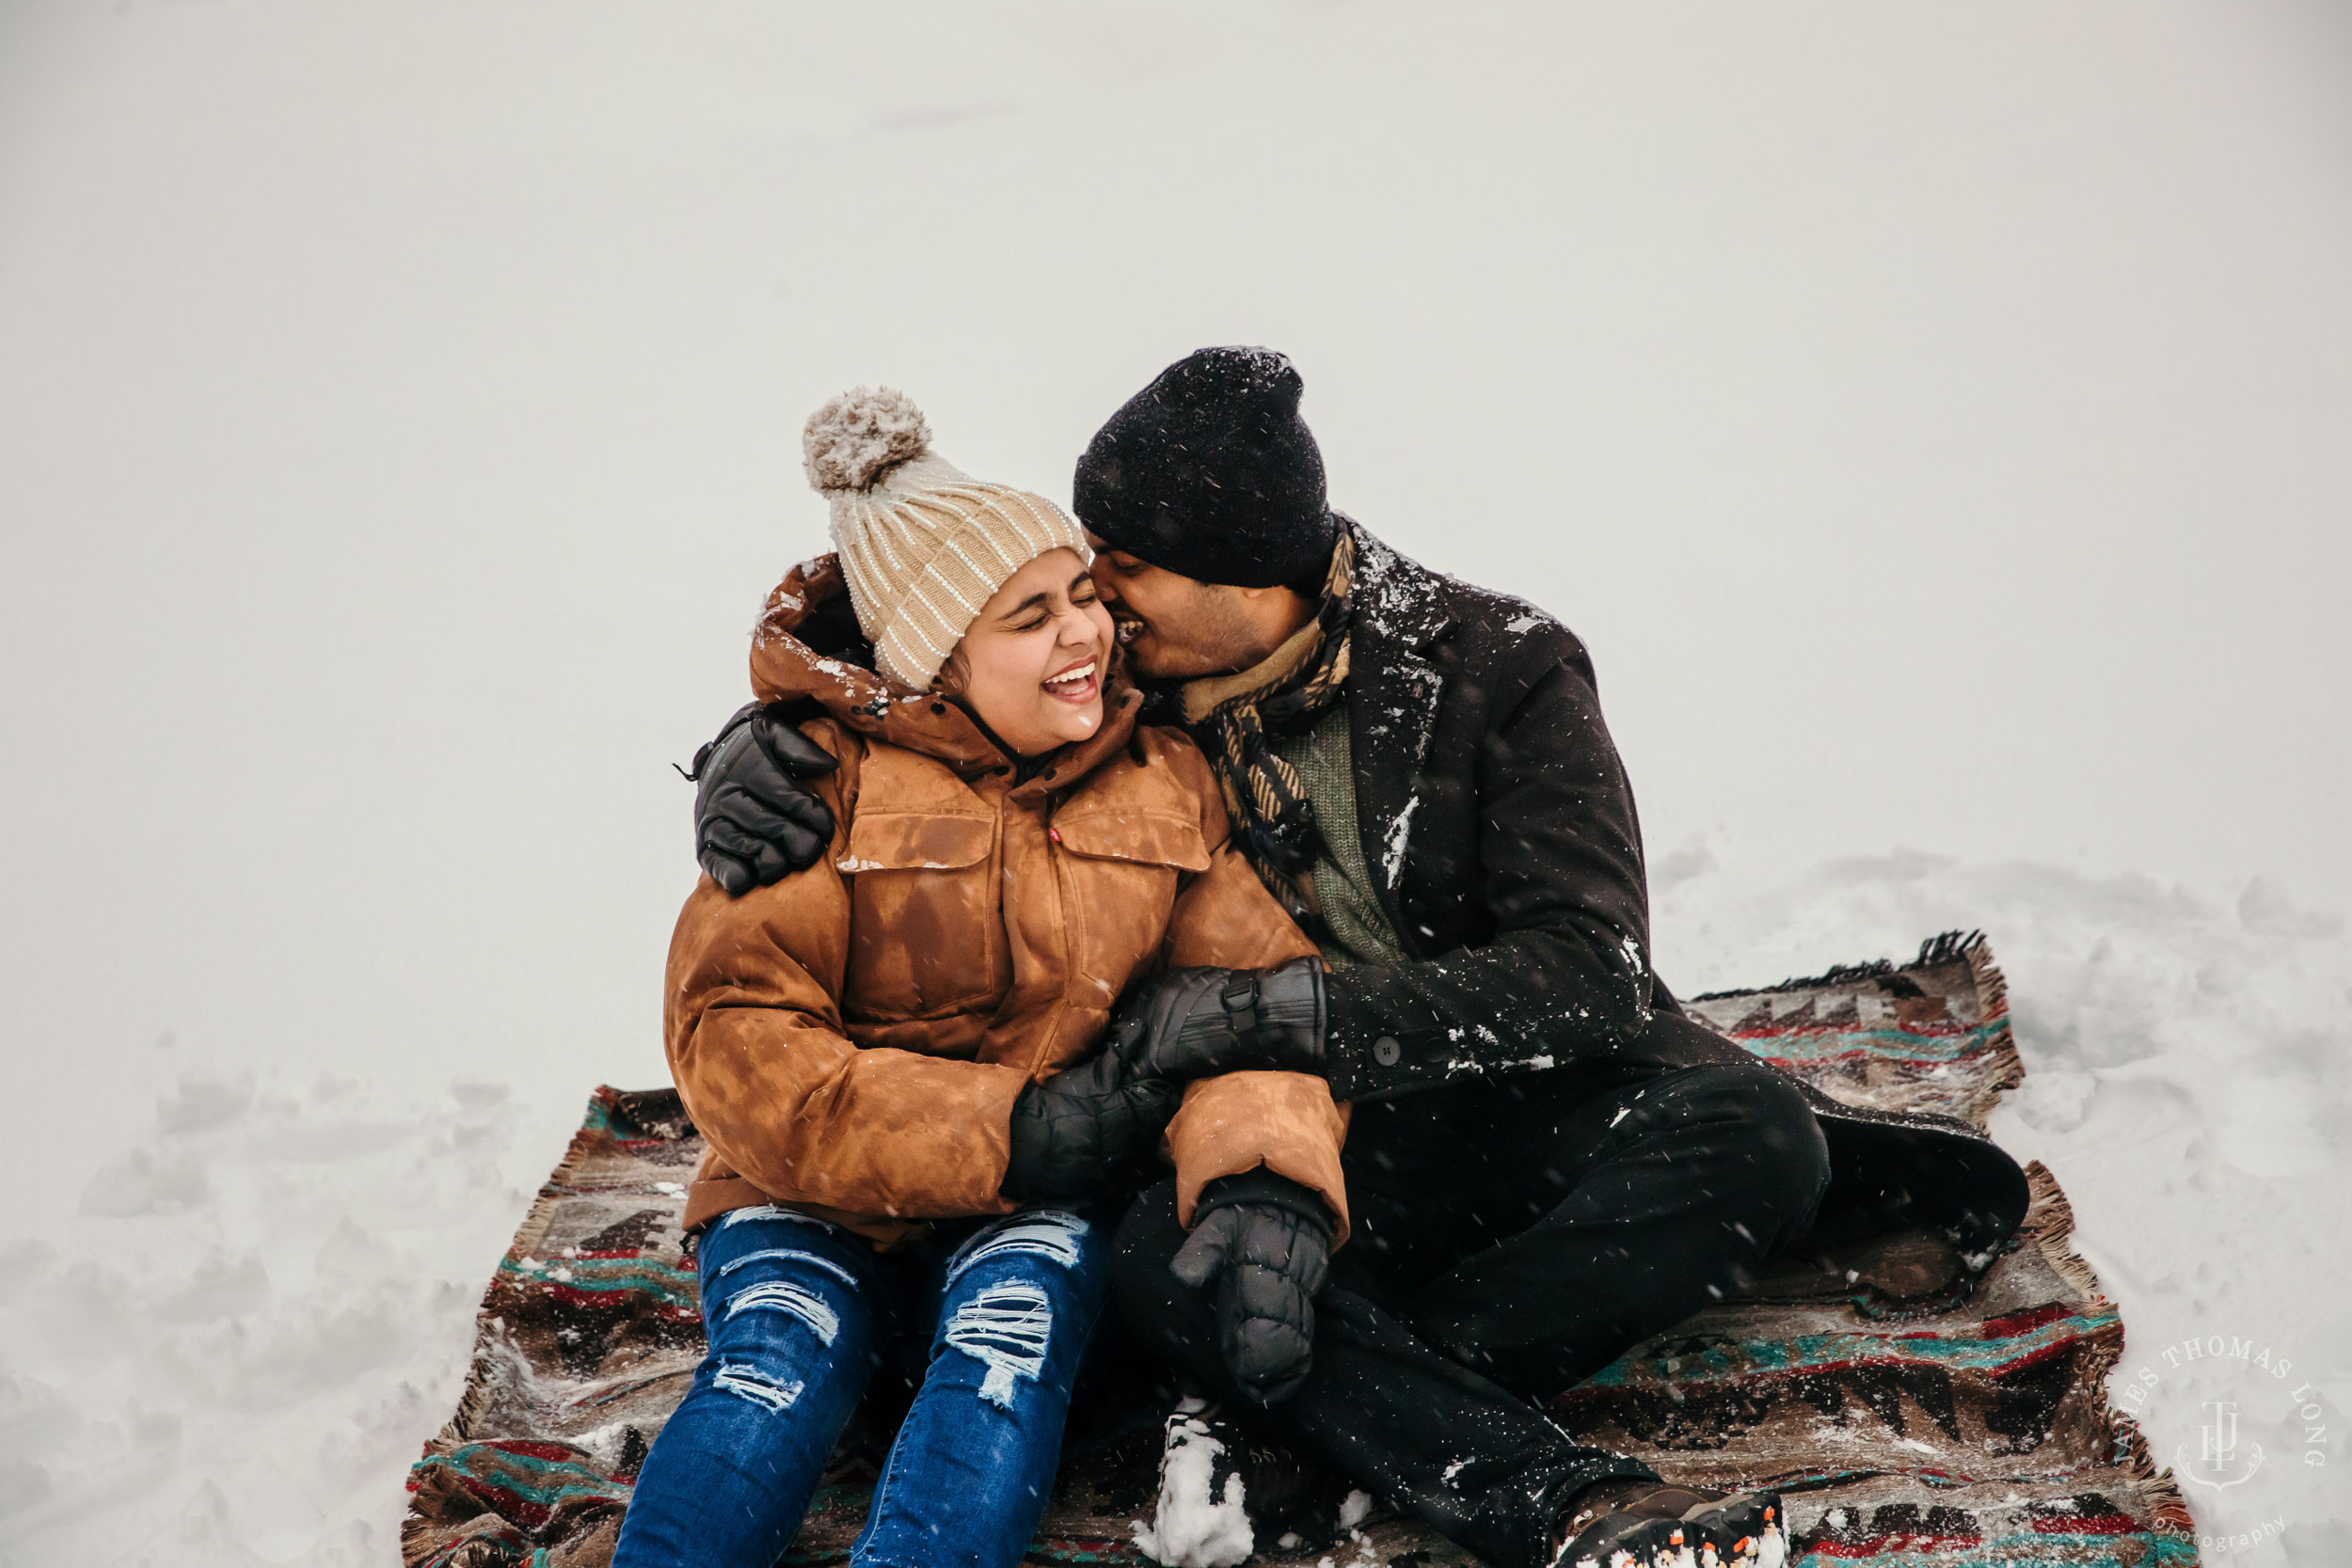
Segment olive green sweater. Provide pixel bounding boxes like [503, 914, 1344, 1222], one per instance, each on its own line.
[1271, 708, 1412, 971]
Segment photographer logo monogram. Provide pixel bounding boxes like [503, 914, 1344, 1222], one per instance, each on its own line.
[2113, 1331, 2326, 1491]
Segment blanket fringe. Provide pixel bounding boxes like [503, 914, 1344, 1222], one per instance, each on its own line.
[1690, 955, 1899, 1001]
[2111, 1410, 2199, 1532]
[1957, 931, 2026, 1116]
[2022, 1161, 2106, 1304]
[422, 1087, 620, 1454]
[1691, 927, 1999, 1001]
[2020, 1159, 2198, 1540]
[1950, 929, 2009, 1012]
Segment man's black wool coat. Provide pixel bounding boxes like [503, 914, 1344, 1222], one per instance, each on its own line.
[1205, 520, 2028, 1253]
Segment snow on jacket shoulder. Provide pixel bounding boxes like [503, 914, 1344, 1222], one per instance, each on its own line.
[667, 555, 1339, 1246]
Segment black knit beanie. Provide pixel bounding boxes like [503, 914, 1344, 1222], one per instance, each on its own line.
[1073, 346, 1337, 589]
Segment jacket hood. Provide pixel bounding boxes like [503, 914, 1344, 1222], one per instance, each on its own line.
[750, 553, 1143, 785]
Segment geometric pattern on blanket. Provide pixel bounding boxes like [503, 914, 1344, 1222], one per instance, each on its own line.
[401, 932, 2199, 1567]
[1548, 933, 2198, 1567]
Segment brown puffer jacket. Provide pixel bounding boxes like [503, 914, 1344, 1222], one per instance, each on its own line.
[668, 556, 1345, 1247]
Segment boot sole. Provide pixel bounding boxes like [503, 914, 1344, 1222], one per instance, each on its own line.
[1556, 1488, 1787, 1568]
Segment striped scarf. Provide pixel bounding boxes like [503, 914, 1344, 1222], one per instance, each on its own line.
[1191, 532, 1356, 926]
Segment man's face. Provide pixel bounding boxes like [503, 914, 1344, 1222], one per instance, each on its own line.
[1086, 534, 1270, 679]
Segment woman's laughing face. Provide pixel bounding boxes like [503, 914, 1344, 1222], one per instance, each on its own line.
[941, 547, 1116, 755]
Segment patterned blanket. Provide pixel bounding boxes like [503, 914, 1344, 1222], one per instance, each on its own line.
[403, 933, 2196, 1567]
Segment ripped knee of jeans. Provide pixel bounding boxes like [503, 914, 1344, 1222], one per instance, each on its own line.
[722, 1279, 843, 1346]
[945, 1208, 1089, 1288]
[717, 1204, 846, 1238]
[712, 1246, 861, 1291]
[712, 1359, 803, 1414]
[943, 1281, 1055, 1410]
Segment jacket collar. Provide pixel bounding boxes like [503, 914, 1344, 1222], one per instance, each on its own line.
[1343, 516, 1455, 657]
[1337, 522, 1458, 922]
[749, 554, 1143, 789]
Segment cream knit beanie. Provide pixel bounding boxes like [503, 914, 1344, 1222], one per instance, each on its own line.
[803, 388, 1092, 691]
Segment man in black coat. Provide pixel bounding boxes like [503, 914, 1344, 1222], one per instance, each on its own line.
[689, 348, 2028, 1568]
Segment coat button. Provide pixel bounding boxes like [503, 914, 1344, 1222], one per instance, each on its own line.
[1373, 1037, 1402, 1067]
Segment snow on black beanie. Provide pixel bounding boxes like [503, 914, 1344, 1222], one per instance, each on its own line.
[1073, 346, 1337, 589]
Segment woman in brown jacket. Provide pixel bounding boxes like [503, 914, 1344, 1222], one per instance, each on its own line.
[612, 391, 1343, 1568]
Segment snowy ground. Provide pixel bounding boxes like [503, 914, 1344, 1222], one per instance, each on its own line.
[3, 4, 2347, 1564]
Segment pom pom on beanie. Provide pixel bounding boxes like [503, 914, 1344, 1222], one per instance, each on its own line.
[803, 387, 933, 494]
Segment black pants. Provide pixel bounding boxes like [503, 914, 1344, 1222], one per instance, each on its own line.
[1114, 1055, 1831, 1568]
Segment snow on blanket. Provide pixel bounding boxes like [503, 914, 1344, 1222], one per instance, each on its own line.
[400, 934, 2196, 1567]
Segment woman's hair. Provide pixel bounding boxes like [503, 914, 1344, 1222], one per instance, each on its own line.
[931, 645, 972, 700]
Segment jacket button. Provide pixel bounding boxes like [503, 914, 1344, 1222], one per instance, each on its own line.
[1373, 1037, 1402, 1067]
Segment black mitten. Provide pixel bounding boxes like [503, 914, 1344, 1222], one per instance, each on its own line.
[1170, 1168, 1333, 1406]
[1002, 1047, 1181, 1203]
[686, 703, 839, 895]
[1111, 958, 1327, 1084]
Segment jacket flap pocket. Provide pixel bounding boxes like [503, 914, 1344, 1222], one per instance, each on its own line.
[1052, 811, 1212, 873]
[838, 812, 994, 872]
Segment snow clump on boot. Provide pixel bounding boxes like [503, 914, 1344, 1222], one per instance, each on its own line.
[1132, 1400, 1254, 1567]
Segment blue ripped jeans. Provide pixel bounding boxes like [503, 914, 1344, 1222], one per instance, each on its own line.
[611, 1204, 1110, 1568]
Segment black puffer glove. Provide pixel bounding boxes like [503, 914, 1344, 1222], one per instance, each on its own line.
[1002, 1044, 1181, 1203]
[686, 703, 839, 895]
[1171, 1168, 1333, 1406]
[1111, 958, 1327, 1084]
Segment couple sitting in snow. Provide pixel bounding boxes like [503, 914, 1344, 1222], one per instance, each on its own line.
[616, 349, 2029, 1568]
